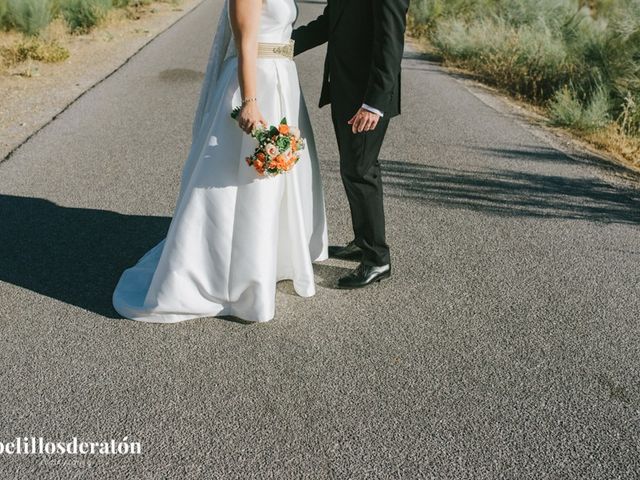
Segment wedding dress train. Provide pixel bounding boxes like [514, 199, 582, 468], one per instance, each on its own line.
[112, 0, 328, 323]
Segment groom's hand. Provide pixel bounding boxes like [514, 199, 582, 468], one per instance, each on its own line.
[348, 108, 380, 134]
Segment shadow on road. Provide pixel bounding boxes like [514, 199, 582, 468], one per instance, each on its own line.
[381, 159, 640, 224]
[0, 194, 354, 317]
[0, 194, 170, 318]
[473, 145, 601, 167]
[402, 48, 443, 64]
[311, 262, 354, 289]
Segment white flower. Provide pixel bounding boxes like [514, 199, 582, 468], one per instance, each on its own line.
[265, 143, 278, 158]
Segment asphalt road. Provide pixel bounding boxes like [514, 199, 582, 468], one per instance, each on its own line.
[1, 0, 639, 478]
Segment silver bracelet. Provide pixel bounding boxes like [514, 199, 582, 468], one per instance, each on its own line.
[241, 97, 257, 105]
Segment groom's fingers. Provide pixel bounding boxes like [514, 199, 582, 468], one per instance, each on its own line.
[351, 117, 359, 134]
[367, 115, 379, 131]
[352, 114, 366, 134]
[348, 110, 380, 134]
[359, 113, 374, 133]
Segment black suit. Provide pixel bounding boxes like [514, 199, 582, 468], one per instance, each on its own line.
[293, 0, 409, 266]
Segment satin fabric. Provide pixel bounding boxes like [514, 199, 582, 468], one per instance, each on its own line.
[112, 0, 328, 323]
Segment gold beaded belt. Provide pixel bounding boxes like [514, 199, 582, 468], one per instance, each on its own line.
[257, 40, 294, 60]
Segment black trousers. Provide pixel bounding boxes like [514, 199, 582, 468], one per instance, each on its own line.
[331, 105, 391, 266]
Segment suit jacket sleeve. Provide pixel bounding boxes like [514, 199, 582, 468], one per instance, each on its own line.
[363, 0, 409, 112]
[291, 5, 330, 56]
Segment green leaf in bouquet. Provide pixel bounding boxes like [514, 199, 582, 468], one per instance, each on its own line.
[254, 129, 267, 143]
[280, 117, 287, 125]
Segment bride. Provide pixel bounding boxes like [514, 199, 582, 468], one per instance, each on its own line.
[112, 0, 328, 323]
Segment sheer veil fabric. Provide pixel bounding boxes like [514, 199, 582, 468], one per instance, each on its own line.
[112, 0, 328, 323]
[192, 0, 232, 142]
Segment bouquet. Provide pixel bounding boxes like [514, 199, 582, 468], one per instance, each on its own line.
[232, 108, 305, 177]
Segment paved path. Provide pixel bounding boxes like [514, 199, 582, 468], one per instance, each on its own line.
[1, 1, 639, 478]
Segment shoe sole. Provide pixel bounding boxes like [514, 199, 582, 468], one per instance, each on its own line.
[328, 252, 363, 261]
[336, 271, 391, 290]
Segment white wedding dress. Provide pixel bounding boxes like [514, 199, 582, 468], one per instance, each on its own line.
[112, 0, 328, 323]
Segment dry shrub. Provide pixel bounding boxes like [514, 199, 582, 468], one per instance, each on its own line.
[0, 37, 69, 65]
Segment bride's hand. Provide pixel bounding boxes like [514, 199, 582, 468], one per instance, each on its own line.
[237, 101, 266, 134]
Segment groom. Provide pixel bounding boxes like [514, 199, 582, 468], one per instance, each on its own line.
[292, 0, 410, 289]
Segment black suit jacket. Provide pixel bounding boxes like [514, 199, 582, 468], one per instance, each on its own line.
[292, 0, 409, 118]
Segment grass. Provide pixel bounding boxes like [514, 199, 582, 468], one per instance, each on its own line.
[0, 0, 177, 36]
[0, 0, 8, 29]
[5, 0, 53, 36]
[0, 0, 183, 72]
[549, 85, 611, 131]
[408, 0, 640, 168]
[60, 0, 111, 33]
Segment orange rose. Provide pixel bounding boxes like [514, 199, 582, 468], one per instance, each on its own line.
[278, 123, 290, 135]
[256, 152, 266, 162]
[273, 154, 285, 168]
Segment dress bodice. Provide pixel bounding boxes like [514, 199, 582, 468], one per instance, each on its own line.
[257, 0, 297, 43]
[226, 0, 297, 58]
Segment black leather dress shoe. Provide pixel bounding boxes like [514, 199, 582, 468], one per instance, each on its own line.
[337, 263, 391, 289]
[328, 241, 363, 261]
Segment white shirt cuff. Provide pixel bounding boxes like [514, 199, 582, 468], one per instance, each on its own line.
[362, 104, 384, 117]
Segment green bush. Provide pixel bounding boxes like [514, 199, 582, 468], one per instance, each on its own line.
[432, 17, 575, 102]
[6, 0, 53, 36]
[0, 0, 8, 30]
[111, 0, 153, 7]
[549, 86, 584, 127]
[61, 0, 111, 33]
[550, 85, 611, 131]
[49, 0, 64, 17]
[411, 0, 640, 138]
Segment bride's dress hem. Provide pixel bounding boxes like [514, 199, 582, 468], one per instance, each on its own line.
[113, 251, 330, 324]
